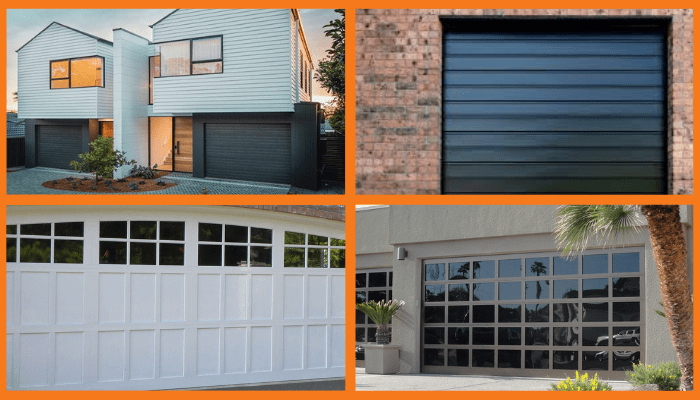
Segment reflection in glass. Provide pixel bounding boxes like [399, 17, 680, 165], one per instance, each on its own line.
[225, 225, 248, 243]
[331, 238, 345, 246]
[20, 238, 51, 263]
[525, 350, 549, 369]
[553, 303, 579, 323]
[251, 228, 273, 244]
[424, 327, 445, 345]
[100, 221, 127, 238]
[499, 281, 521, 300]
[553, 351, 578, 369]
[449, 262, 470, 280]
[159, 243, 184, 265]
[284, 248, 304, 268]
[499, 259, 521, 278]
[554, 256, 578, 275]
[369, 272, 387, 287]
[613, 277, 640, 297]
[285, 231, 305, 245]
[613, 302, 640, 321]
[367, 327, 377, 342]
[356, 273, 367, 288]
[308, 234, 327, 245]
[613, 253, 639, 273]
[54, 240, 83, 263]
[425, 285, 445, 302]
[526, 257, 549, 277]
[199, 223, 222, 242]
[583, 254, 608, 274]
[473, 305, 494, 323]
[498, 327, 521, 345]
[131, 221, 157, 240]
[356, 291, 367, 304]
[613, 351, 640, 371]
[54, 222, 84, 237]
[498, 304, 521, 323]
[525, 327, 549, 346]
[448, 349, 469, 367]
[99, 241, 126, 264]
[7, 225, 17, 234]
[21, 223, 51, 236]
[424, 306, 445, 324]
[498, 350, 521, 368]
[582, 278, 608, 298]
[356, 328, 366, 342]
[356, 309, 365, 324]
[368, 290, 387, 303]
[448, 327, 469, 345]
[424, 349, 444, 366]
[553, 327, 578, 346]
[472, 282, 495, 301]
[472, 328, 494, 345]
[448, 305, 469, 323]
[472, 350, 494, 367]
[330, 249, 345, 268]
[525, 280, 549, 299]
[250, 246, 272, 267]
[525, 303, 549, 322]
[425, 263, 445, 281]
[199, 244, 222, 266]
[308, 248, 328, 268]
[130, 242, 157, 265]
[7, 238, 17, 262]
[583, 351, 607, 370]
[553, 279, 578, 299]
[582, 326, 609, 346]
[583, 302, 608, 322]
[449, 284, 469, 301]
[160, 221, 185, 241]
[612, 327, 640, 346]
[473, 260, 495, 279]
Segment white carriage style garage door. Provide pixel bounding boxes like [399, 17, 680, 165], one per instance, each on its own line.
[6, 206, 345, 390]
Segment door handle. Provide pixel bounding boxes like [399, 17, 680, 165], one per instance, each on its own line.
[176, 141, 180, 155]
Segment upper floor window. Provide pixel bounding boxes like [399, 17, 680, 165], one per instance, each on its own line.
[155, 36, 223, 77]
[50, 56, 104, 89]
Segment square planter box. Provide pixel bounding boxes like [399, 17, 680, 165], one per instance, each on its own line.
[363, 344, 401, 374]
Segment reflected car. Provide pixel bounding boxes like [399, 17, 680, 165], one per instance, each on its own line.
[595, 350, 639, 362]
[596, 328, 640, 346]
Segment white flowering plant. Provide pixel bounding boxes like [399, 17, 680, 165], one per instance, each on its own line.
[356, 299, 405, 325]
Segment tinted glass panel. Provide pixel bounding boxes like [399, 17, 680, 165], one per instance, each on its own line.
[553, 279, 578, 299]
[199, 244, 222, 266]
[473, 260, 495, 279]
[582, 326, 609, 346]
[225, 225, 247, 243]
[425, 263, 445, 281]
[356, 328, 366, 342]
[473, 304, 495, 323]
[554, 256, 578, 275]
[525, 280, 549, 300]
[498, 350, 521, 368]
[7, 238, 16, 262]
[499, 259, 521, 277]
[20, 238, 51, 263]
[499, 327, 521, 346]
[424, 327, 445, 344]
[308, 234, 327, 246]
[223, 245, 247, 267]
[472, 328, 494, 345]
[449, 262, 470, 280]
[424, 349, 444, 366]
[130, 242, 156, 265]
[285, 231, 305, 245]
[613, 253, 639, 273]
[424, 306, 445, 324]
[448, 349, 469, 367]
[613, 327, 640, 346]
[583, 302, 609, 322]
[553, 303, 578, 322]
[198, 223, 222, 242]
[425, 285, 445, 302]
[613, 351, 640, 371]
[389, 272, 393, 286]
[54, 222, 83, 237]
[100, 221, 127, 238]
[448, 328, 470, 345]
[583, 351, 608, 370]
[583, 254, 608, 274]
[250, 246, 272, 267]
[7, 225, 17, 234]
[251, 228, 272, 244]
[356, 309, 365, 324]
[368, 290, 387, 303]
[498, 304, 521, 323]
[356, 291, 367, 304]
[526, 257, 549, 277]
[472, 350, 494, 367]
[525, 304, 549, 322]
[160, 243, 184, 266]
[553, 351, 578, 369]
[448, 284, 469, 301]
[583, 278, 608, 298]
[499, 281, 521, 300]
[525, 327, 549, 346]
[308, 248, 328, 268]
[613, 302, 640, 321]
[367, 327, 377, 342]
[613, 277, 640, 297]
[284, 248, 304, 268]
[131, 221, 157, 240]
[369, 272, 387, 287]
[330, 249, 345, 268]
[553, 328, 578, 346]
[99, 241, 126, 264]
[472, 282, 495, 301]
[356, 273, 367, 288]
[54, 240, 83, 263]
[525, 350, 549, 369]
[21, 223, 51, 236]
[448, 305, 469, 323]
[160, 222, 185, 241]
[331, 238, 345, 246]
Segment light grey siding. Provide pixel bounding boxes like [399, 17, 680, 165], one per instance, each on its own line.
[152, 9, 294, 113]
[291, 12, 299, 103]
[17, 23, 112, 119]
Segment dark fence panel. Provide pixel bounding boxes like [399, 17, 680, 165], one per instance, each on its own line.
[320, 134, 345, 183]
[7, 137, 25, 168]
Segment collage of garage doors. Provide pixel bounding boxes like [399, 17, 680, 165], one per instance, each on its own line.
[3, 6, 695, 393]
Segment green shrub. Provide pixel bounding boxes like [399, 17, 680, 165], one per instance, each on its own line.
[550, 371, 612, 391]
[70, 137, 134, 182]
[625, 362, 681, 391]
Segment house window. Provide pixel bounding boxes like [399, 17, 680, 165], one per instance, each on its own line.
[149, 55, 160, 104]
[356, 269, 393, 357]
[283, 232, 345, 268]
[197, 223, 272, 267]
[7, 223, 84, 264]
[50, 56, 104, 89]
[98, 221, 185, 265]
[155, 36, 223, 77]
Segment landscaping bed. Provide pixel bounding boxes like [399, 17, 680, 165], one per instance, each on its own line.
[42, 171, 176, 193]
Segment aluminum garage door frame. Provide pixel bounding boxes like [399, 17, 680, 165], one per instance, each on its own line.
[441, 18, 668, 194]
[36, 125, 84, 170]
[6, 206, 345, 390]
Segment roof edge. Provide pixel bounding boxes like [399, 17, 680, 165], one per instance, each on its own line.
[113, 27, 152, 44]
[149, 9, 179, 28]
[17, 21, 112, 53]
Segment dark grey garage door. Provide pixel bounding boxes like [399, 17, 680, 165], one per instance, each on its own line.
[205, 123, 292, 184]
[442, 20, 667, 194]
[36, 125, 83, 169]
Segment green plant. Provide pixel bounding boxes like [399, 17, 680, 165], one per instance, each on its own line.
[550, 371, 612, 391]
[315, 9, 345, 134]
[356, 299, 404, 325]
[626, 362, 681, 391]
[70, 137, 134, 183]
[130, 164, 158, 179]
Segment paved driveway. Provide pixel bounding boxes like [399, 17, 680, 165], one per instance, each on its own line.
[7, 168, 292, 195]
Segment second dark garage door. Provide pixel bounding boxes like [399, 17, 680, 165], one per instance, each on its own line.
[36, 125, 83, 169]
[442, 19, 667, 194]
[205, 123, 292, 184]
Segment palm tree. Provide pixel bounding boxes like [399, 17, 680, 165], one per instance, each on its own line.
[555, 205, 693, 391]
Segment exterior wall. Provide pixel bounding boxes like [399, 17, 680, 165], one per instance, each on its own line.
[291, 13, 300, 103]
[17, 23, 113, 119]
[112, 29, 151, 178]
[355, 9, 694, 195]
[356, 205, 693, 375]
[152, 9, 294, 114]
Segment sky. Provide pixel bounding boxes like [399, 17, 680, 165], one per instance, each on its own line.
[6, 8, 339, 110]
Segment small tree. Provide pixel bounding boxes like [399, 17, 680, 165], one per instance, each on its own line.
[315, 9, 345, 134]
[70, 137, 134, 183]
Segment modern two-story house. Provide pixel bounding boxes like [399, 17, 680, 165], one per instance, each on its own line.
[17, 9, 320, 189]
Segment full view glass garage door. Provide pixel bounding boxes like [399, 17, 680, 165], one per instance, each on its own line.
[422, 248, 644, 379]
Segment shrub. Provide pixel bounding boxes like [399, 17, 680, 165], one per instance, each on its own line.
[626, 362, 681, 391]
[550, 371, 612, 391]
[130, 164, 158, 179]
[70, 137, 134, 182]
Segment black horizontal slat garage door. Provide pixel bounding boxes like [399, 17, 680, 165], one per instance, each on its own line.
[36, 125, 83, 169]
[442, 20, 667, 194]
[205, 123, 292, 184]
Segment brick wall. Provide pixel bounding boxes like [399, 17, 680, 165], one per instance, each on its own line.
[355, 9, 693, 195]
[231, 205, 345, 222]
